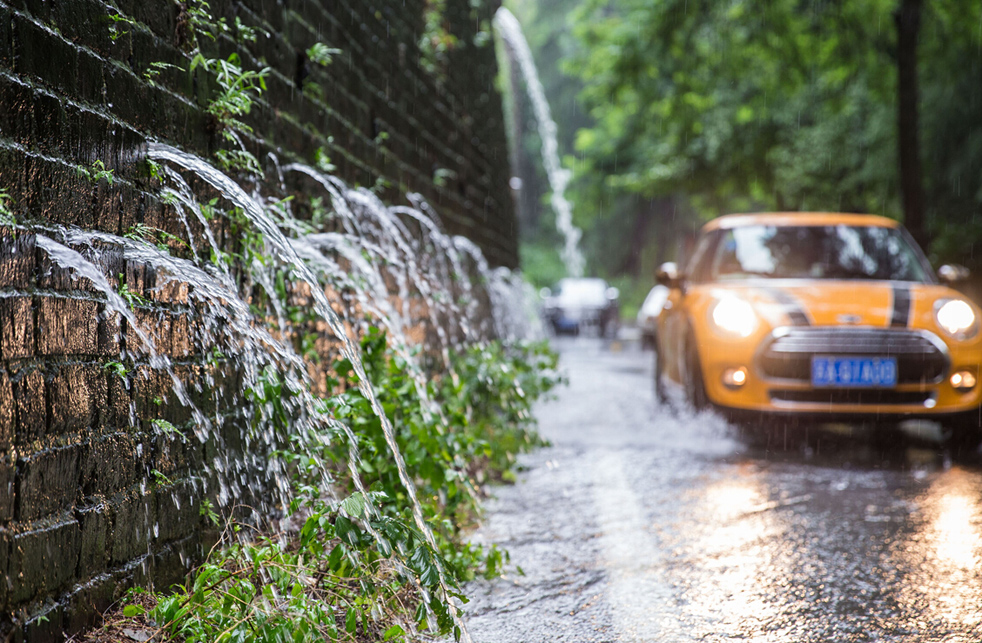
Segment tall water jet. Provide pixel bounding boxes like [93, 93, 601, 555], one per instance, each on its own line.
[494, 7, 586, 278]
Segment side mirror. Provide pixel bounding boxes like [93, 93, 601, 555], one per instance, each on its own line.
[938, 264, 971, 284]
[539, 287, 552, 299]
[656, 262, 681, 288]
[605, 287, 620, 300]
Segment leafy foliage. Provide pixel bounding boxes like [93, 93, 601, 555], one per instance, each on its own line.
[512, 0, 982, 279]
[136, 332, 561, 642]
[0, 188, 15, 227]
[181, 1, 270, 176]
[307, 43, 341, 67]
[76, 159, 115, 185]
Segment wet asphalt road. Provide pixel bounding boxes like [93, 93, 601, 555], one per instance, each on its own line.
[462, 337, 982, 642]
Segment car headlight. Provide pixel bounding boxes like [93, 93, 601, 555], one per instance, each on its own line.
[711, 298, 757, 337]
[935, 299, 978, 339]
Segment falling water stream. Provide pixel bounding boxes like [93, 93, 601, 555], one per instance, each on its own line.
[494, 7, 586, 278]
[27, 142, 542, 641]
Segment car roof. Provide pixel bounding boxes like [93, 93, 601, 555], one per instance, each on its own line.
[703, 212, 900, 232]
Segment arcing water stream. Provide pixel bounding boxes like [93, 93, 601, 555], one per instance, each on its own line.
[494, 7, 586, 278]
[29, 142, 543, 640]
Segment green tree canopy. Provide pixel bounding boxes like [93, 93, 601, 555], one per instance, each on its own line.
[512, 0, 982, 280]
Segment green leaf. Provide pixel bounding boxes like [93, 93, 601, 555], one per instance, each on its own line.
[340, 492, 368, 519]
[122, 604, 145, 618]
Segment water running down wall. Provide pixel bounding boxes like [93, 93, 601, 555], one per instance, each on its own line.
[0, 0, 525, 639]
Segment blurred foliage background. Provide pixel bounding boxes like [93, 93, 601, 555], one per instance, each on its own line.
[498, 0, 982, 316]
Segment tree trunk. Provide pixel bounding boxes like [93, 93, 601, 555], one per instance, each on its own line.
[895, 0, 927, 249]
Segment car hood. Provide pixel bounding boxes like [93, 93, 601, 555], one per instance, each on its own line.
[704, 280, 972, 330]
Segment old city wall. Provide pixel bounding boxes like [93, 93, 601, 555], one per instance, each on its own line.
[0, 0, 516, 639]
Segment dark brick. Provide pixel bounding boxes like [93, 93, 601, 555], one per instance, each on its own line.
[16, 445, 81, 521]
[76, 45, 106, 106]
[23, 155, 93, 229]
[0, 296, 33, 359]
[135, 309, 192, 358]
[63, 570, 117, 635]
[132, 365, 192, 426]
[76, 503, 110, 578]
[47, 364, 106, 435]
[27, 90, 67, 158]
[98, 307, 123, 357]
[36, 297, 100, 356]
[12, 366, 45, 444]
[0, 369, 13, 450]
[12, 14, 77, 97]
[37, 239, 101, 292]
[8, 518, 80, 603]
[61, 106, 110, 170]
[50, 0, 115, 58]
[0, 5, 12, 71]
[0, 454, 14, 522]
[80, 432, 140, 498]
[22, 607, 66, 643]
[104, 366, 130, 427]
[0, 230, 35, 290]
[109, 489, 153, 564]
[151, 428, 193, 479]
[155, 481, 196, 543]
[0, 75, 33, 151]
[0, 527, 9, 606]
[152, 534, 196, 591]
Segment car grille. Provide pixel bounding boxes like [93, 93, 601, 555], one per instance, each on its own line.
[769, 389, 934, 406]
[758, 327, 948, 384]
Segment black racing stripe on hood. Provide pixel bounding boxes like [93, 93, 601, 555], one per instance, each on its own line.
[891, 285, 912, 327]
[766, 289, 811, 326]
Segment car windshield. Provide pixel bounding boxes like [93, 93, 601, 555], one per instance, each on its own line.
[710, 225, 931, 282]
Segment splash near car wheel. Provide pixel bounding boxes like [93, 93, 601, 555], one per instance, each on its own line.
[684, 331, 709, 410]
[653, 344, 668, 405]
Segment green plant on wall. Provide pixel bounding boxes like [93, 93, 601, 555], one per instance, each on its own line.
[307, 42, 341, 67]
[189, 51, 268, 175]
[77, 159, 115, 185]
[143, 61, 184, 88]
[179, 0, 270, 176]
[107, 12, 136, 42]
[125, 223, 189, 253]
[0, 189, 16, 227]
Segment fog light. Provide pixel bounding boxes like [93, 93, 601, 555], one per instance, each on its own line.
[950, 370, 977, 392]
[722, 367, 748, 389]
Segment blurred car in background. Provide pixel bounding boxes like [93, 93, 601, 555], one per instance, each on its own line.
[638, 285, 670, 350]
[542, 278, 620, 337]
[654, 212, 982, 449]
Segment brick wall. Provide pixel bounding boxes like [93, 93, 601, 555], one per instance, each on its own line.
[0, 0, 516, 639]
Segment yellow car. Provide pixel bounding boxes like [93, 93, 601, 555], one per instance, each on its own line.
[655, 212, 982, 447]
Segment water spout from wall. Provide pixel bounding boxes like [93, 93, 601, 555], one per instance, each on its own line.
[494, 7, 586, 278]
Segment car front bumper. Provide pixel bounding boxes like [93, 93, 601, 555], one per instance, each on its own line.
[699, 325, 982, 418]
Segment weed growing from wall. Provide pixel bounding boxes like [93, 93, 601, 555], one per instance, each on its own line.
[181, 1, 270, 176]
[76, 160, 115, 185]
[0, 189, 15, 226]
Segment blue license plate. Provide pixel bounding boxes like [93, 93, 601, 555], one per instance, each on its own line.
[811, 356, 898, 388]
